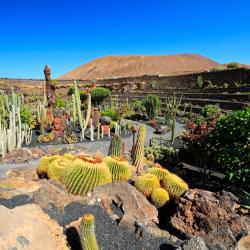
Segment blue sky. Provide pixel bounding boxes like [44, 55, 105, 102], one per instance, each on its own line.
[0, 0, 250, 78]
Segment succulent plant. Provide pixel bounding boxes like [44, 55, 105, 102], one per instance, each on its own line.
[81, 213, 99, 250]
[147, 166, 170, 181]
[47, 157, 70, 181]
[133, 124, 146, 172]
[162, 173, 189, 197]
[62, 155, 112, 195]
[108, 135, 124, 157]
[151, 187, 170, 207]
[63, 153, 76, 161]
[135, 173, 160, 197]
[36, 155, 59, 177]
[104, 156, 131, 181]
[146, 153, 155, 163]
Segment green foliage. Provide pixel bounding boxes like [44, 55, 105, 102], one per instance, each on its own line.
[20, 106, 36, 128]
[223, 82, 229, 88]
[55, 94, 66, 108]
[151, 188, 170, 207]
[200, 104, 222, 121]
[133, 124, 146, 172]
[81, 214, 99, 250]
[162, 172, 189, 197]
[227, 62, 240, 69]
[196, 75, 203, 89]
[241, 190, 250, 209]
[79, 90, 86, 101]
[143, 94, 161, 120]
[133, 100, 144, 113]
[91, 87, 111, 106]
[68, 86, 75, 95]
[205, 108, 250, 185]
[104, 156, 131, 181]
[210, 67, 225, 72]
[62, 155, 112, 195]
[108, 135, 123, 157]
[135, 173, 160, 197]
[101, 107, 118, 121]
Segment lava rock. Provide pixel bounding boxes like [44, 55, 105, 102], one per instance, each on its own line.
[177, 236, 208, 250]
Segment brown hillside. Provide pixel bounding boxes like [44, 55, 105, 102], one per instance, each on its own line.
[59, 54, 220, 80]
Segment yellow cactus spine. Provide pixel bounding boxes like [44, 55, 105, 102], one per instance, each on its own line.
[36, 155, 59, 177]
[151, 188, 170, 207]
[147, 166, 170, 181]
[104, 156, 131, 181]
[47, 157, 70, 181]
[108, 135, 124, 157]
[133, 124, 146, 172]
[135, 173, 160, 197]
[162, 173, 189, 197]
[81, 213, 99, 250]
[62, 155, 112, 195]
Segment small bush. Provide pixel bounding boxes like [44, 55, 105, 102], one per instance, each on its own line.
[20, 106, 36, 128]
[200, 105, 222, 121]
[210, 67, 225, 72]
[227, 62, 240, 69]
[55, 94, 66, 108]
[91, 87, 111, 106]
[143, 95, 161, 120]
[205, 108, 250, 186]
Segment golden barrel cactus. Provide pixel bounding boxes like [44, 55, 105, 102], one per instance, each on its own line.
[36, 155, 59, 177]
[147, 166, 170, 181]
[151, 187, 170, 207]
[47, 157, 70, 181]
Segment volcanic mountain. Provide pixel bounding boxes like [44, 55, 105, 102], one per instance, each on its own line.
[59, 53, 221, 80]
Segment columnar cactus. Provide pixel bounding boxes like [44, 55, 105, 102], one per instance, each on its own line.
[37, 102, 47, 135]
[135, 173, 160, 197]
[62, 155, 112, 195]
[108, 135, 124, 157]
[147, 166, 170, 181]
[47, 157, 70, 181]
[151, 188, 170, 207]
[132, 124, 146, 172]
[104, 156, 131, 181]
[162, 173, 189, 197]
[81, 213, 99, 250]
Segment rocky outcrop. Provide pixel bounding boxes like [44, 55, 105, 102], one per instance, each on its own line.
[0, 204, 68, 250]
[171, 189, 248, 250]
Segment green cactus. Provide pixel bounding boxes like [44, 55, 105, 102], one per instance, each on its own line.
[146, 153, 155, 163]
[104, 156, 131, 181]
[147, 166, 170, 181]
[151, 187, 170, 207]
[47, 157, 70, 181]
[135, 173, 160, 197]
[37, 102, 47, 135]
[108, 135, 124, 157]
[62, 155, 112, 195]
[63, 153, 76, 161]
[133, 124, 146, 172]
[81, 213, 99, 250]
[162, 172, 189, 197]
[36, 155, 60, 177]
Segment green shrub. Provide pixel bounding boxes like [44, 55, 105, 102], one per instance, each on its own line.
[205, 108, 250, 186]
[143, 95, 161, 120]
[68, 86, 75, 95]
[200, 105, 222, 121]
[91, 87, 111, 106]
[196, 76, 203, 89]
[20, 106, 36, 128]
[101, 107, 118, 121]
[210, 67, 225, 72]
[133, 100, 144, 113]
[55, 94, 66, 108]
[227, 62, 240, 69]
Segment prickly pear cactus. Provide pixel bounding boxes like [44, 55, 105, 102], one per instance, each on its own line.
[81, 213, 99, 250]
[104, 156, 131, 181]
[62, 155, 112, 195]
[135, 173, 160, 197]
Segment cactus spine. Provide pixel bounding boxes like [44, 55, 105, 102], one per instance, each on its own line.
[133, 124, 146, 172]
[151, 188, 170, 207]
[47, 157, 70, 181]
[37, 102, 46, 135]
[147, 167, 170, 181]
[62, 155, 112, 195]
[108, 135, 123, 157]
[135, 173, 160, 197]
[81, 213, 99, 250]
[104, 156, 131, 181]
[71, 94, 77, 126]
[36, 155, 60, 177]
[162, 172, 189, 197]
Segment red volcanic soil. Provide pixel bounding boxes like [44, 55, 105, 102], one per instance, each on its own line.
[59, 53, 221, 80]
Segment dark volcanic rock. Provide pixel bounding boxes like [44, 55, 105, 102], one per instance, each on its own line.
[170, 189, 248, 250]
[177, 236, 208, 250]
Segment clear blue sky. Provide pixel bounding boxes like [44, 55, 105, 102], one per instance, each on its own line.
[0, 0, 250, 78]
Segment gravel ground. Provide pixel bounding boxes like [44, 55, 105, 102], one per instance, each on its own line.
[0, 121, 185, 179]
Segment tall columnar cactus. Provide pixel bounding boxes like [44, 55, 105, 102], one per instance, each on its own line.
[132, 124, 146, 172]
[135, 173, 160, 197]
[165, 93, 182, 143]
[151, 188, 170, 207]
[62, 155, 112, 195]
[83, 93, 92, 132]
[36, 155, 60, 177]
[108, 135, 124, 157]
[71, 94, 77, 126]
[162, 172, 189, 197]
[47, 157, 70, 181]
[147, 166, 170, 181]
[23, 123, 32, 145]
[37, 102, 47, 135]
[104, 156, 131, 181]
[81, 213, 99, 250]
